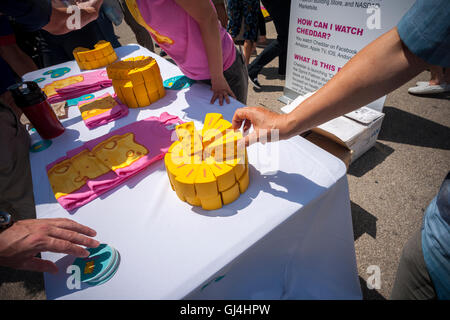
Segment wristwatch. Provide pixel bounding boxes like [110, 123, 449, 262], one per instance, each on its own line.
[0, 211, 14, 231]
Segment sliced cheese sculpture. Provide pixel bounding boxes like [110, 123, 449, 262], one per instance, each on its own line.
[106, 56, 165, 108]
[73, 40, 118, 70]
[165, 113, 249, 210]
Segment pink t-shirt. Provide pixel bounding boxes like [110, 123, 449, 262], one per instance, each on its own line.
[136, 0, 236, 80]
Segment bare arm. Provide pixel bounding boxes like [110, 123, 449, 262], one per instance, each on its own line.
[233, 27, 429, 145]
[175, 0, 235, 105]
[0, 44, 37, 77]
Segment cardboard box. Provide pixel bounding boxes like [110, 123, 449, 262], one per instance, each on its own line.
[282, 93, 385, 164]
[303, 131, 352, 169]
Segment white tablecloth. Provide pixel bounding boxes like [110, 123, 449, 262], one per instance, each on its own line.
[24, 45, 362, 300]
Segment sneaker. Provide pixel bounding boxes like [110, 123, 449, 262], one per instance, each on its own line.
[248, 76, 262, 89]
[408, 82, 450, 95]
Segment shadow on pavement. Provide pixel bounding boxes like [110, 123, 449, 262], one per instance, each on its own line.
[378, 106, 450, 150]
[351, 202, 378, 241]
[348, 142, 395, 178]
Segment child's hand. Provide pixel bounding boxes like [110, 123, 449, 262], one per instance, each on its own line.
[210, 75, 236, 106]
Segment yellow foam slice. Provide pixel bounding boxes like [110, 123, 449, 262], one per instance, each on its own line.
[202, 113, 223, 136]
[48, 159, 86, 199]
[221, 183, 240, 205]
[225, 151, 247, 181]
[176, 122, 203, 156]
[205, 129, 243, 161]
[238, 166, 250, 194]
[207, 158, 236, 192]
[173, 164, 200, 199]
[194, 164, 219, 198]
[92, 133, 148, 171]
[200, 194, 223, 210]
[186, 195, 201, 206]
[202, 119, 233, 146]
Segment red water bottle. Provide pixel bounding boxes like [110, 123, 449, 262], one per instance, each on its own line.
[8, 81, 65, 139]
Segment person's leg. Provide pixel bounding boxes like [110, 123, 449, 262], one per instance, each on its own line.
[261, 0, 290, 75]
[257, 3, 267, 44]
[241, 0, 259, 65]
[429, 65, 445, 85]
[247, 38, 281, 79]
[223, 47, 249, 104]
[390, 229, 437, 300]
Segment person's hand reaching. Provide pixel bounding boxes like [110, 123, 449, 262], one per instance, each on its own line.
[232, 107, 292, 147]
[0, 218, 100, 274]
[210, 75, 236, 106]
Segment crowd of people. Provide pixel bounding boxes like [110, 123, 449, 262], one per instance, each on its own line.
[0, 0, 448, 300]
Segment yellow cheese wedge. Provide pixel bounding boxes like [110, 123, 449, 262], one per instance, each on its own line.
[238, 166, 250, 194]
[202, 113, 223, 136]
[225, 151, 247, 181]
[175, 122, 203, 156]
[202, 119, 232, 146]
[221, 183, 240, 205]
[207, 159, 236, 192]
[186, 195, 202, 206]
[205, 129, 243, 161]
[173, 164, 200, 199]
[200, 194, 223, 210]
[194, 164, 219, 198]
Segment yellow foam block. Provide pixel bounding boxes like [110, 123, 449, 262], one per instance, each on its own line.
[173, 164, 200, 199]
[166, 113, 250, 210]
[73, 41, 117, 70]
[205, 129, 243, 161]
[225, 152, 247, 181]
[202, 113, 223, 136]
[207, 159, 236, 192]
[106, 56, 165, 108]
[238, 166, 250, 194]
[92, 133, 148, 171]
[200, 193, 223, 211]
[194, 164, 218, 198]
[202, 119, 233, 146]
[175, 122, 203, 156]
[48, 159, 86, 199]
[221, 183, 240, 205]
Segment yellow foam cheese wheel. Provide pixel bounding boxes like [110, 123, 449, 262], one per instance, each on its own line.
[165, 114, 250, 210]
[106, 56, 165, 108]
[73, 41, 118, 70]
